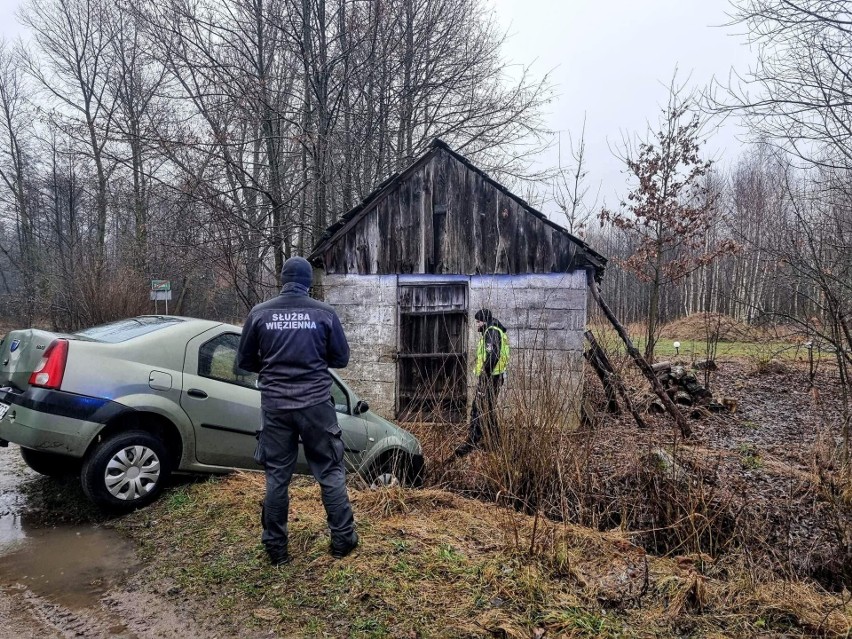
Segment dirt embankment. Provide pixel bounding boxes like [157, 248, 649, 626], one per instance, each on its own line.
[575, 356, 851, 590]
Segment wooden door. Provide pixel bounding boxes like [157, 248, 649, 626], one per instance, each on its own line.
[397, 283, 468, 422]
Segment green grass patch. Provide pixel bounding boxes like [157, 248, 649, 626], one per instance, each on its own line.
[541, 607, 616, 638]
[588, 320, 826, 364]
[610, 334, 803, 361]
[738, 443, 764, 470]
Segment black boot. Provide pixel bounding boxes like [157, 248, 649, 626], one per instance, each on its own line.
[330, 532, 359, 559]
[265, 545, 290, 566]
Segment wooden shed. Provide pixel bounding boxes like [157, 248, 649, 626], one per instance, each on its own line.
[309, 139, 606, 422]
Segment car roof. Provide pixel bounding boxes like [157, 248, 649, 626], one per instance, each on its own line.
[140, 316, 231, 339]
[75, 316, 228, 344]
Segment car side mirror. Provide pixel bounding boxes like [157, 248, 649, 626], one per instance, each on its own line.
[354, 400, 369, 415]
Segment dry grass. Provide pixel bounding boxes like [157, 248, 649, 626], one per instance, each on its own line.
[120, 471, 852, 638]
[657, 313, 759, 342]
[110, 316, 852, 637]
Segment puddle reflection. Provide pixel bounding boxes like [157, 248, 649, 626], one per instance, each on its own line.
[0, 526, 141, 608]
[0, 445, 142, 609]
[0, 444, 27, 548]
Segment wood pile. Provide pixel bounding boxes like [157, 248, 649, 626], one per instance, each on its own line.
[647, 361, 731, 417]
[583, 328, 736, 423]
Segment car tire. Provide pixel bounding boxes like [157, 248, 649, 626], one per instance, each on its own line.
[369, 451, 410, 490]
[20, 447, 82, 477]
[81, 430, 171, 511]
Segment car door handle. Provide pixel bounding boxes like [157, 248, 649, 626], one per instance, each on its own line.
[187, 388, 208, 399]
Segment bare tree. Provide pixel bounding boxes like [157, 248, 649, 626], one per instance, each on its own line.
[0, 43, 37, 319]
[724, 0, 852, 172]
[551, 118, 598, 236]
[0, 0, 554, 321]
[722, 1, 851, 458]
[138, 0, 303, 307]
[20, 0, 119, 275]
[104, 5, 168, 272]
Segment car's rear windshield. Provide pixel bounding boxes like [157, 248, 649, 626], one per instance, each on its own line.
[74, 317, 185, 343]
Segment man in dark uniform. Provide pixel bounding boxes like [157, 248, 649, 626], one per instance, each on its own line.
[454, 308, 509, 457]
[237, 256, 358, 565]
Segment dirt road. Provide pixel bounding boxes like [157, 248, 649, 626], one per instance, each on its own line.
[0, 445, 221, 639]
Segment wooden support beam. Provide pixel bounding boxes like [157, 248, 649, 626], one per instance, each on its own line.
[586, 269, 692, 438]
[584, 336, 620, 413]
[584, 330, 648, 429]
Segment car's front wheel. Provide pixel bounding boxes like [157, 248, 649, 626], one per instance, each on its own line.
[369, 450, 416, 489]
[81, 430, 171, 510]
[20, 447, 82, 477]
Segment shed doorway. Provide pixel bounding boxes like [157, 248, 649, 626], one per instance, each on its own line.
[397, 282, 468, 422]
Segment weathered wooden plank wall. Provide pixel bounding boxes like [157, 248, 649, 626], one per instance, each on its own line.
[321, 148, 597, 276]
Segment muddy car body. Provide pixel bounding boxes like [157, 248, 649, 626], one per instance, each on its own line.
[0, 316, 423, 509]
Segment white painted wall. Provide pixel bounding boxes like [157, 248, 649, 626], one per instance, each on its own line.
[320, 271, 587, 421]
[469, 272, 586, 411]
[320, 274, 398, 417]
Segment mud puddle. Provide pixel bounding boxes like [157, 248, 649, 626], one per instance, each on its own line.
[0, 444, 143, 637]
[0, 444, 223, 638]
[0, 443, 142, 602]
[0, 525, 141, 608]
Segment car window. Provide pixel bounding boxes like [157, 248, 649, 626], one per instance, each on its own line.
[198, 333, 258, 390]
[331, 378, 350, 414]
[75, 317, 184, 343]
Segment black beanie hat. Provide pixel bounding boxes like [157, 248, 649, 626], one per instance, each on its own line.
[474, 308, 492, 323]
[281, 256, 313, 288]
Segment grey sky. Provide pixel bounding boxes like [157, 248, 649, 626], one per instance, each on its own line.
[490, 0, 757, 211]
[0, 1, 24, 41]
[1, 0, 757, 211]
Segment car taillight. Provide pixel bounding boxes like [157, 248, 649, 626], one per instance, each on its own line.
[29, 339, 69, 389]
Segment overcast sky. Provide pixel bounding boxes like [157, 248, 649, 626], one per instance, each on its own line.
[0, 0, 757, 211]
[489, 0, 758, 211]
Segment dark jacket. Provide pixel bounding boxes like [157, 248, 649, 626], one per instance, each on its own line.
[237, 263, 349, 411]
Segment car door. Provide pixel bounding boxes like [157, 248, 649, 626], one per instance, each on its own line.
[329, 373, 371, 469]
[181, 329, 270, 469]
[181, 328, 368, 472]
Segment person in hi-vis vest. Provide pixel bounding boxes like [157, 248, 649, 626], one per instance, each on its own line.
[454, 308, 509, 457]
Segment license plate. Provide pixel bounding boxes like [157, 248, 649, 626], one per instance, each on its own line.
[0, 402, 9, 420]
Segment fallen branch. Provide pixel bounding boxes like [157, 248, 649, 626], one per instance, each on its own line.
[584, 330, 648, 429]
[586, 269, 692, 438]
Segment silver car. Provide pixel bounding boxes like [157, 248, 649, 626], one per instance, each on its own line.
[0, 316, 423, 510]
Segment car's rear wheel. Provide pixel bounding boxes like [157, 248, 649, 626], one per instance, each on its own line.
[82, 430, 171, 511]
[20, 447, 81, 477]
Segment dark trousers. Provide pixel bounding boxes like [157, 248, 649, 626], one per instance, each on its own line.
[456, 374, 503, 456]
[254, 401, 356, 551]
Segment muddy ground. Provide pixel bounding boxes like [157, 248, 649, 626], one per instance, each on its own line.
[0, 446, 225, 638]
[600, 356, 850, 588]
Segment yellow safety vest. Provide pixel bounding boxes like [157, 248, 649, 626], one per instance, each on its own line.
[474, 326, 509, 376]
